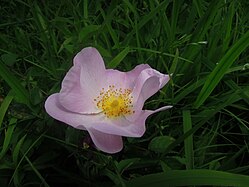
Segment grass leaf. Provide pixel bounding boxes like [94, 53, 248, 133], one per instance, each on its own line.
[24, 155, 50, 187]
[183, 110, 194, 169]
[148, 136, 175, 153]
[108, 47, 130, 68]
[0, 93, 13, 130]
[194, 30, 249, 108]
[0, 118, 17, 159]
[12, 135, 27, 166]
[0, 62, 29, 105]
[125, 169, 249, 187]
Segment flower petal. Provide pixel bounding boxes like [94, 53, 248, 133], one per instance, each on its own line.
[127, 105, 173, 136]
[132, 68, 170, 101]
[129, 106, 172, 136]
[45, 94, 171, 153]
[45, 93, 105, 130]
[91, 117, 142, 137]
[46, 94, 140, 135]
[127, 68, 170, 121]
[45, 94, 141, 137]
[91, 105, 172, 138]
[78, 47, 106, 94]
[144, 68, 170, 89]
[104, 64, 151, 89]
[105, 69, 127, 88]
[59, 47, 106, 114]
[90, 105, 172, 153]
[125, 64, 151, 88]
[87, 128, 123, 154]
[145, 105, 173, 116]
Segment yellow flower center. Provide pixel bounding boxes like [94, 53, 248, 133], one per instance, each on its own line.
[94, 85, 134, 118]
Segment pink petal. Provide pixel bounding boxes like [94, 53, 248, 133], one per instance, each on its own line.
[90, 106, 172, 153]
[91, 106, 172, 138]
[45, 94, 144, 137]
[125, 64, 151, 88]
[45, 94, 123, 153]
[126, 105, 172, 136]
[133, 105, 172, 135]
[78, 47, 106, 95]
[105, 69, 127, 88]
[127, 68, 170, 121]
[143, 68, 170, 89]
[133, 68, 170, 100]
[91, 117, 143, 137]
[145, 105, 173, 116]
[104, 64, 151, 89]
[87, 128, 123, 154]
[45, 94, 104, 130]
[45, 95, 171, 153]
[59, 47, 106, 114]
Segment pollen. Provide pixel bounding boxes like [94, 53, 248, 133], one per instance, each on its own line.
[94, 85, 134, 118]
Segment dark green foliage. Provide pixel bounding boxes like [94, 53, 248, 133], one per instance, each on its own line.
[0, 0, 249, 186]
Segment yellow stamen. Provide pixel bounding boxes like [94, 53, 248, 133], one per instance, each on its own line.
[94, 85, 134, 118]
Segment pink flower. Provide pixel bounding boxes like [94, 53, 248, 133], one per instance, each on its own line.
[45, 47, 171, 153]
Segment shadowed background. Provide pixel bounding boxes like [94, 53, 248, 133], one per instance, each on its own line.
[0, 0, 249, 186]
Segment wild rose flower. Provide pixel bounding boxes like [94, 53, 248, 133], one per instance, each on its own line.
[45, 47, 171, 153]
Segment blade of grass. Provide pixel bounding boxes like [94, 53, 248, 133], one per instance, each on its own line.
[219, 145, 247, 171]
[83, 0, 88, 24]
[99, 3, 120, 49]
[179, 0, 223, 73]
[169, 48, 179, 75]
[225, 79, 249, 105]
[24, 154, 50, 187]
[0, 62, 29, 105]
[183, 110, 194, 169]
[163, 88, 246, 156]
[107, 47, 130, 69]
[0, 93, 13, 130]
[161, 10, 171, 43]
[170, 0, 181, 42]
[31, 2, 56, 70]
[132, 47, 193, 64]
[194, 30, 249, 108]
[124, 169, 249, 187]
[78, 25, 101, 43]
[172, 78, 205, 104]
[222, 1, 235, 53]
[0, 118, 17, 159]
[13, 135, 27, 166]
[122, 0, 170, 45]
[193, 0, 204, 17]
[223, 109, 249, 131]
[189, 0, 222, 43]
[9, 131, 45, 186]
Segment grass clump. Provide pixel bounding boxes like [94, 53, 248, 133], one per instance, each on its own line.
[0, 0, 249, 186]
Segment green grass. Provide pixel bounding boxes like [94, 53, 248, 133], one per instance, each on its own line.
[1, 0, 249, 186]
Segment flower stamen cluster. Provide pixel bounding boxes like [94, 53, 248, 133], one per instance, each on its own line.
[94, 85, 134, 118]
